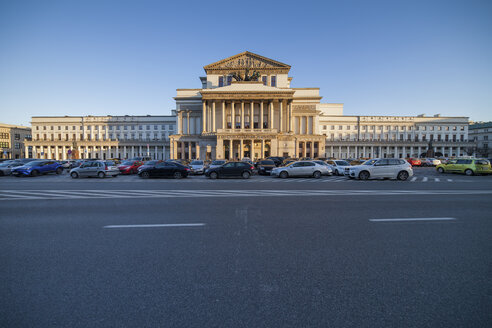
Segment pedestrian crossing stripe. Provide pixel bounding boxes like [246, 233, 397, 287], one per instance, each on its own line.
[0, 189, 491, 201]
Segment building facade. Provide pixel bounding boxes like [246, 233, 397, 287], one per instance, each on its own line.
[0, 123, 32, 159]
[171, 51, 473, 160]
[469, 122, 491, 158]
[25, 115, 175, 160]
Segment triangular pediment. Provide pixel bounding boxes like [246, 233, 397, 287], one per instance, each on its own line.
[204, 51, 291, 73]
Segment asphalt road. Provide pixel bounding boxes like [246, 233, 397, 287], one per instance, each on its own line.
[1, 168, 491, 327]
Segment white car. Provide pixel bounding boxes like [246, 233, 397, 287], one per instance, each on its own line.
[422, 158, 441, 166]
[271, 161, 330, 179]
[346, 158, 413, 180]
[189, 160, 205, 175]
[326, 160, 351, 176]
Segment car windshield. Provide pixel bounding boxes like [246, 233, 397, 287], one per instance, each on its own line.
[476, 160, 489, 165]
[25, 161, 44, 167]
[105, 161, 115, 166]
[0, 163, 10, 167]
[211, 161, 225, 165]
[261, 160, 275, 165]
[363, 159, 378, 165]
[191, 161, 203, 165]
[335, 160, 350, 166]
[285, 161, 296, 167]
[121, 161, 133, 165]
[144, 160, 159, 165]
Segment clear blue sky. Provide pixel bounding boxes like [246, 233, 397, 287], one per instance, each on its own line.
[1, 0, 491, 126]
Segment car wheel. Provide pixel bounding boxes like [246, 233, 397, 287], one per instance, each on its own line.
[56, 167, 63, 174]
[71, 172, 79, 179]
[140, 171, 150, 179]
[112, 175, 118, 177]
[313, 171, 321, 179]
[98, 171, 105, 179]
[210, 172, 218, 179]
[335, 169, 340, 176]
[31, 170, 39, 177]
[358, 171, 370, 180]
[242, 171, 250, 179]
[397, 171, 409, 181]
[437, 167, 444, 173]
[465, 169, 474, 176]
[279, 171, 288, 179]
[173, 171, 182, 179]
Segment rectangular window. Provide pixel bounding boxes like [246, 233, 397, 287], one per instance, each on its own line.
[162, 125, 166, 130]
[331, 125, 335, 130]
[338, 126, 342, 130]
[154, 125, 158, 130]
[146, 125, 150, 130]
[124, 126, 127, 130]
[347, 125, 350, 130]
[227, 76, 232, 85]
[323, 125, 327, 130]
[271, 76, 276, 87]
[218, 76, 224, 87]
[262, 76, 267, 85]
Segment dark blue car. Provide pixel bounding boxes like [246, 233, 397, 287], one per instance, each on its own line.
[12, 160, 64, 177]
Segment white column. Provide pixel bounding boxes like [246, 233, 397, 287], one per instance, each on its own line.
[261, 139, 265, 158]
[241, 101, 244, 130]
[338, 146, 342, 158]
[222, 101, 225, 130]
[260, 101, 264, 131]
[178, 111, 183, 134]
[269, 101, 273, 129]
[279, 100, 283, 132]
[212, 101, 216, 132]
[187, 111, 190, 135]
[239, 139, 243, 159]
[418, 146, 421, 157]
[457, 147, 460, 157]
[202, 101, 206, 133]
[231, 101, 235, 131]
[288, 101, 293, 132]
[394, 146, 398, 158]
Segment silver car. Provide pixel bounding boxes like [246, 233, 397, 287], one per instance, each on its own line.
[326, 160, 351, 176]
[0, 161, 23, 176]
[189, 160, 205, 175]
[69, 160, 119, 178]
[313, 160, 333, 175]
[347, 158, 413, 180]
[271, 161, 330, 179]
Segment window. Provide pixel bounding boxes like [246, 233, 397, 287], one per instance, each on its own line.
[14, 134, 20, 140]
[227, 76, 232, 85]
[338, 126, 342, 130]
[218, 76, 224, 87]
[124, 126, 128, 130]
[453, 126, 457, 131]
[154, 125, 158, 130]
[51, 126, 54, 130]
[262, 76, 267, 85]
[331, 125, 335, 130]
[146, 125, 150, 130]
[271, 76, 276, 87]
[346, 125, 350, 130]
[460, 126, 465, 131]
[485, 136, 489, 141]
[131, 125, 135, 130]
[323, 125, 327, 130]
[139, 125, 143, 130]
[162, 125, 166, 130]
[36, 126, 39, 130]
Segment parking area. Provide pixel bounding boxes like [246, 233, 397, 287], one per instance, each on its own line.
[2, 166, 491, 183]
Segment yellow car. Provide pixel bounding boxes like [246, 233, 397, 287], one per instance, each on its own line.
[436, 158, 492, 176]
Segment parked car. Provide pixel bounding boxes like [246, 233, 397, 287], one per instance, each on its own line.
[208, 160, 227, 169]
[346, 158, 413, 180]
[138, 161, 190, 179]
[326, 160, 351, 176]
[11, 160, 64, 177]
[129, 156, 152, 162]
[256, 160, 276, 175]
[205, 161, 254, 179]
[271, 161, 330, 179]
[118, 160, 144, 174]
[407, 158, 422, 166]
[70, 160, 119, 178]
[422, 158, 441, 166]
[312, 160, 334, 175]
[436, 158, 492, 176]
[137, 160, 163, 173]
[0, 161, 23, 176]
[189, 160, 206, 175]
[266, 156, 285, 167]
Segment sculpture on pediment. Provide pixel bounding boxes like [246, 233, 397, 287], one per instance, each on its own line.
[231, 68, 261, 82]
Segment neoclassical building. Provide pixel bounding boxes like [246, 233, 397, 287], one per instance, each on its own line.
[25, 115, 175, 160]
[171, 51, 473, 160]
[171, 51, 328, 160]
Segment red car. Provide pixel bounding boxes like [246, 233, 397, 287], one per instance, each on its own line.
[117, 160, 144, 174]
[407, 158, 421, 166]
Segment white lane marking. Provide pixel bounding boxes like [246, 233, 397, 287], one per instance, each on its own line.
[103, 223, 206, 229]
[422, 177, 428, 182]
[435, 178, 440, 182]
[370, 217, 456, 222]
[447, 179, 453, 182]
[410, 177, 417, 182]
